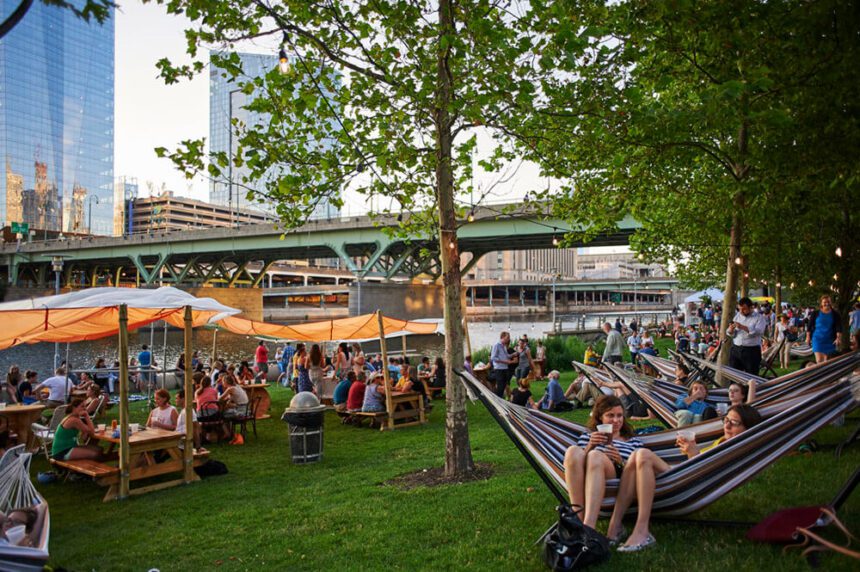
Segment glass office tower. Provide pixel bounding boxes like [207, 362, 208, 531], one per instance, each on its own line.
[0, 1, 114, 236]
[209, 51, 339, 220]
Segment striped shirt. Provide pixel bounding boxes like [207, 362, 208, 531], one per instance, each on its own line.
[576, 432, 643, 462]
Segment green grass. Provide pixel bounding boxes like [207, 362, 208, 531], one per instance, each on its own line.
[36, 352, 859, 571]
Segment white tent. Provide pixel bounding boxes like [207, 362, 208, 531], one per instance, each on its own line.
[684, 288, 724, 304]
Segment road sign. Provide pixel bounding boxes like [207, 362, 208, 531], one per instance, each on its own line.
[10, 222, 28, 234]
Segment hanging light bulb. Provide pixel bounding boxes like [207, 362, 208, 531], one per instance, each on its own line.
[776, 282, 781, 288]
[449, 240, 456, 249]
[467, 211, 475, 223]
[835, 247, 842, 257]
[833, 273, 838, 281]
[808, 279, 815, 286]
[552, 235, 559, 246]
[743, 272, 749, 279]
[278, 47, 290, 74]
[734, 257, 742, 265]
[789, 282, 795, 289]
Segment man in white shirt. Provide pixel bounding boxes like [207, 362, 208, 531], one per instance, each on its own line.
[602, 323, 625, 365]
[175, 389, 205, 453]
[727, 297, 768, 375]
[34, 367, 69, 407]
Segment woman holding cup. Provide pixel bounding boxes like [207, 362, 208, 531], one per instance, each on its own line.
[606, 404, 762, 552]
[562, 395, 643, 530]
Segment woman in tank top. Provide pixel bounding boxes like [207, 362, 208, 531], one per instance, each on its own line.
[334, 342, 351, 380]
[308, 344, 327, 394]
[147, 388, 178, 431]
[351, 342, 366, 376]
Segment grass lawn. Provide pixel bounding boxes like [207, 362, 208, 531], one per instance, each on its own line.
[35, 351, 859, 571]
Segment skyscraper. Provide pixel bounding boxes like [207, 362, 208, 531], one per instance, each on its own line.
[209, 50, 339, 220]
[0, 1, 115, 236]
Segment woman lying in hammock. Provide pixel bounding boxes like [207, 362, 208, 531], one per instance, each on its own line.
[563, 395, 643, 530]
[606, 404, 762, 552]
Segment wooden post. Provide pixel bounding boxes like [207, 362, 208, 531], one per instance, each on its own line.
[377, 310, 394, 430]
[211, 328, 218, 362]
[183, 306, 195, 483]
[401, 333, 407, 359]
[118, 304, 131, 500]
[462, 316, 472, 359]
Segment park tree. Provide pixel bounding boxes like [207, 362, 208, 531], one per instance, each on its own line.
[148, 0, 570, 475]
[522, 0, 859, 361]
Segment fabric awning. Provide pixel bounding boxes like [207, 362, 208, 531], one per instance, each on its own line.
[216, 313, 441, 342]
[0, 287, 240, 350]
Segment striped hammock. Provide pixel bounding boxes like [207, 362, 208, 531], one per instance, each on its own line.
[791, 343, 814, 358]
[0, 450, 49, 571]
[458, 366, 860, 517]
[601, 353, 860, 428]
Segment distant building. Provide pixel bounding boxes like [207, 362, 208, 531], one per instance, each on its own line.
[127, 191, 272, 234]
[113, 177, 139, 236]
[208, 50, 339, 220]
[465, 249, 578, 281]
[576, 252, 666, 279]
[0, 1, 114, 236]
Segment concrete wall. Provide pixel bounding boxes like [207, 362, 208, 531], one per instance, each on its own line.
[349, 281, 445, 319]
[186, 286, 263, 320]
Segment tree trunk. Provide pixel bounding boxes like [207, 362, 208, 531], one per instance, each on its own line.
[436, 0, 473, 476]
[717, 193, 744, 385]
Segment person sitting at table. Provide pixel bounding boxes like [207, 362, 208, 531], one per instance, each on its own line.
[346, 372, 367, 415]
[674, 380, 716, 426]
[92, 358, 109, 392]
[429, 357, 446, 389]
[417, 356, 432, 382]
[147, 389, 178, 431]
[195, 376, 219, 413]
[395, 363, 414, 392]
[34, 367, 70, 408]
[83, 385, 103, 417]
[51, 397, 101, 461]
[361, 372, 387, 413]
[463, 355, 474, 374]
[76, 372, 95, 392]
[237, 361, 255, 384]
[333, 371, 355, 413]
[18, 370, 36, 403]
[387, 358, 401, 383]
[220, 377, 249, 444]
[0, 377, 17, 405]
[175, 389, 206, 453]
[5, 366, 20, 402]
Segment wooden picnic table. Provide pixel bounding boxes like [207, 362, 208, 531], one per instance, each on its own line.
[91, 427, 199, 502]
[238, 383, 271, 419]
[0, 403, 45, 449]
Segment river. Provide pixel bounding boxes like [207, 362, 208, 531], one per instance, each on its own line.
[0, 311, 671, 375]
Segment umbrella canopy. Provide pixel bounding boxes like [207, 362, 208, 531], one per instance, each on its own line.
[684, 288, 724, 304]
[0, 287, 240, 350]
[217, 313, 441, 342]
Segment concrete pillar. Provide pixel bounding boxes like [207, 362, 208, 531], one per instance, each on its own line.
[520, 287, 525, 306]
[470, 287, 475, 306]
[504, 287, 509, 306]
[489, 287, 493, 307]
[304, 275, 308, 286]
[268, 273, 273, 288]
[534, 288, 539, 306]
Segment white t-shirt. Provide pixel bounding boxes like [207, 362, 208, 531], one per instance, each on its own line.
[176, 407, 197, 435]
[38, 375, 69, 402]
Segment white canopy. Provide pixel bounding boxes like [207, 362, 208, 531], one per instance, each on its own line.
[684, 288, 724, 304]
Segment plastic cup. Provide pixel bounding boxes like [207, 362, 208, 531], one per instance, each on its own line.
[130, 423, 140, 432]
[597, 423, 614, 443]
[97, 424, 106, 432]
[716, 403, 728, 416]
[677, 430, 695, 443]
[0, 403, 6, 410]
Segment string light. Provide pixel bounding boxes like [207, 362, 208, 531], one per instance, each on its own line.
[734, 257, 742, 265]
[808, 280, 815, 286]
[790, 282, 795, 289]
[278, 45, 290, 74]
[833, 273, 838, 281]
[449, 240, 456, 249]
[552, 235, 559, 246]
[743, 272, 749, 279]
[467, 211, 475, 223]
[835, 247, 842, 257]
[776, 282, 781, 288]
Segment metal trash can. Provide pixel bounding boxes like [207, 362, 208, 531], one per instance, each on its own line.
[281, 392, 327, 464]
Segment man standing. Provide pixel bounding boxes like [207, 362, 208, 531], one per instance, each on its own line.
[137, 345, 156, 388]
[254, 341, 269, 381]
[626, 330, 642, 365]
[280, 342, 296, 386]
[602, 322, 624, 365]
[727, 297, 767, 375]
[491, 331, 515, 397]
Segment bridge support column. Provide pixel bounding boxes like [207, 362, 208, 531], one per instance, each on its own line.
[489, 287, 493, 307]
[504, 287, 509, 306]
[535, 288, 539, 306]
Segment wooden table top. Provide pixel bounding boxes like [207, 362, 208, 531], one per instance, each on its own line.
[94, 427, 182, 445]
[0, 403, 46, 414]
[238, 383, 270, 389]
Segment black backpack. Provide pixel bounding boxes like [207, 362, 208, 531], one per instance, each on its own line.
[543, 505, 611, 571]
[194, 459, 228, 478]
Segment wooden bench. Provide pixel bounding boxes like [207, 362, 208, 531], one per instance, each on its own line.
[51, 458, 120, 479]
[350, 411, 388, 429]
[421, 379, 445, 400]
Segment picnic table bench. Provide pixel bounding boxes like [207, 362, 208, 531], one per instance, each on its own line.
[352, 391, 426, 431]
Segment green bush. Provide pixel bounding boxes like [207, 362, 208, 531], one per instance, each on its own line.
[471, 335, 606, 373]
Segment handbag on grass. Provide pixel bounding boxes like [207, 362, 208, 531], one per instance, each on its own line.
[542, 504, 610, 571]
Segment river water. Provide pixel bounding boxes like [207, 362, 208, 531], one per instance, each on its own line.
[0, 311, 671, 375]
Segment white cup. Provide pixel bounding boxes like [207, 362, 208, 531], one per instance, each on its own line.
[129, 423, 140, 432]
[716, 403, 729, 416]
[97, 424, 106, 432]
[677, 430, 695, 443]
[596, 423, 613, 434]
[0, 403, 7, 410]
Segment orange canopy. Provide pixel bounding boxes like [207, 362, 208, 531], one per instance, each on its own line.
[217, 313, 440, 342]
[0, 306, 231, 350]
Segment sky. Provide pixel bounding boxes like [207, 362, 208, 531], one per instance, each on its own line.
[113, 2, 623, 254]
